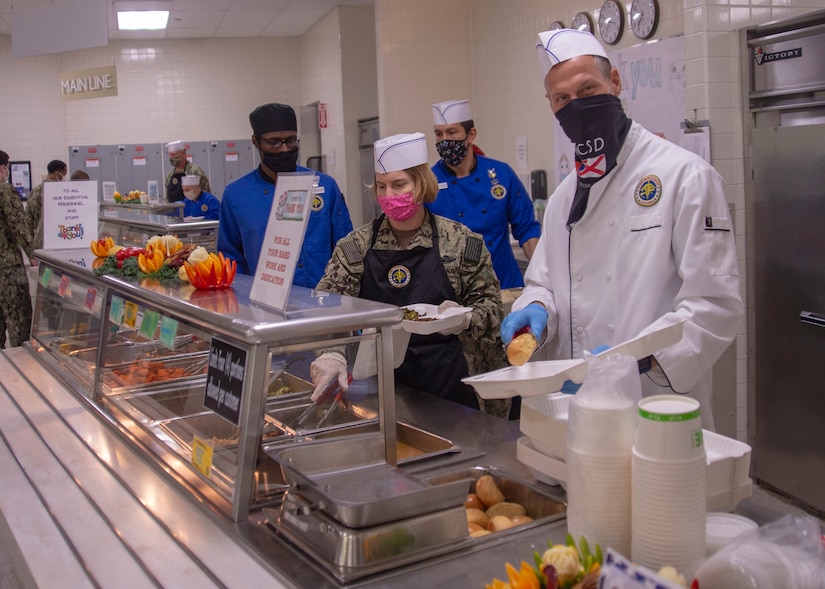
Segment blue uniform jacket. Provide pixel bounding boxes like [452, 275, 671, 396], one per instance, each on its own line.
[427, 155, 540, 289]
[217, 166, 353, 288]
[183, 191, 220, 220]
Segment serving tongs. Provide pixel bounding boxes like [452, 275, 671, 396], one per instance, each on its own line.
[288, 373, 352, 431]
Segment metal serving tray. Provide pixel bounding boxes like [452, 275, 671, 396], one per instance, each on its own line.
[99, 352, 209, 393]
[267, 433, 472, 528]
[271, 490, 468, 569]
[159, 412, 289, 452]
[266, 394, 377, 434]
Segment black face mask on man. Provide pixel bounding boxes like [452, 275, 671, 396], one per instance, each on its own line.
[435, 139, 469, 167]
[261, 149, 299, 174]
[555, 93, 631, 228]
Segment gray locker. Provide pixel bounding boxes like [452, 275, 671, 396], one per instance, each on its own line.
[207, 139, 256, 199]
[114, 143, 164, 196]
[68, 145, 119, 200]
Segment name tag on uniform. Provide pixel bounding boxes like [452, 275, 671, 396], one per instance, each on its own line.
[437, 182, 448, 189]
[313, 186, 326, 194]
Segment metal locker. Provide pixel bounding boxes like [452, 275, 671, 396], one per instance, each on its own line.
[207, 139, 256, 199]
[115, 143, 164, 196]
[68, 145, 119, 200]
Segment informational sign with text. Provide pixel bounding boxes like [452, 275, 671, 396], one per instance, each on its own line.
[203, 338, 247, 426]
[249, 172, 316, 311]
[43, 180, 98, 249]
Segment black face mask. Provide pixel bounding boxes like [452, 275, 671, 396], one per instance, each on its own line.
[555, 94, 631, 228]
[261, 149, 299, 174]
[435, 139, 469, 167]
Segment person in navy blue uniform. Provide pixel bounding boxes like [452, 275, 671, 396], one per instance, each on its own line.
[217, 103, 353, 287]
[427, 99, 541, 289]
[181, 175, 219, 220]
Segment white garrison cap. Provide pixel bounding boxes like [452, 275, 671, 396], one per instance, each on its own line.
[536, 29, 608, 77]
[182, 175, 199, 186]
[166, 140, 185, 152]
[432, 99, 472, 125]
[374, 133, 428, 173]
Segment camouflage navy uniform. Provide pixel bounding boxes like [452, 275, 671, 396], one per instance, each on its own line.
[26, 181, 46, 249]
[317, 211, 511, 418]
[1, 182, 34, 347]
[165, 161, 210, 203]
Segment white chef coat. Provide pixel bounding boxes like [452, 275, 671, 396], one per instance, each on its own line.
[515, 122, 744, 429]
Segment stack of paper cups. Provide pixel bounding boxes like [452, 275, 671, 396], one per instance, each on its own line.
[566, 396, 636, 556]
[632, 395, 707, 579]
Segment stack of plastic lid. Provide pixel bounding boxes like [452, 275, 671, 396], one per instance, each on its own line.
[631, 395, 707, 579]
[566, 393, 636, 557]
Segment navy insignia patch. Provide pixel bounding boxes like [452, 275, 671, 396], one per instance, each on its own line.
[312, 194, 324, 211]
[634, 175, 662, 207]
[487, 168, 497, 180]
[201, 204, 208, 212]
[387, 265, 411, 288]
[491, 184, 507, 200]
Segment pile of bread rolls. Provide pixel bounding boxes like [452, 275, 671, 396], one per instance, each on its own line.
[465, 475, 533, 538]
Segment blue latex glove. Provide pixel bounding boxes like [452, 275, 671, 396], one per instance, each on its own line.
[560, 344, 611, 394]
[501, 303, 548, 345]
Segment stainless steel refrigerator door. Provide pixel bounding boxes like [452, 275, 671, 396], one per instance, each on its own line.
[753, 124, 825, 514]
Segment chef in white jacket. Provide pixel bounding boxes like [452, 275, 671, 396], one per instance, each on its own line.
[501, 29, 744, 430]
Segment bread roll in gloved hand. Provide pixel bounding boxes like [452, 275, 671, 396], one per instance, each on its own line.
[506, 327, 538, 366]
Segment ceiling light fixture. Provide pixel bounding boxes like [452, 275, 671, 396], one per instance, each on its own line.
[117, 10, 169, 30]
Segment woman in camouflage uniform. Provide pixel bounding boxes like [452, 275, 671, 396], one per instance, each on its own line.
[0, 150, 35, 348]
[313, 133, 508, 416]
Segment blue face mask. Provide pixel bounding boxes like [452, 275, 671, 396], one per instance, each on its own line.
[435, 139, 469, 167]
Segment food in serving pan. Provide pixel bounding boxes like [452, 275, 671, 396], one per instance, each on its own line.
[104, 359, 207, 387]
[464, 475, 532, 538]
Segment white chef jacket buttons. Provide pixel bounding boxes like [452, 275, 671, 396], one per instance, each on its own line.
[607, 324, 614, 332]
[576, 326, 584, 334]
[576, 274, 584, 282]
[609, 218, 616, 227]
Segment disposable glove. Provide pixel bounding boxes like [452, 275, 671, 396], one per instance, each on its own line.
[436, 300, 472, 336]
[501, 303, 548, 345]
[560, 345, 611, 394]
[309, 351, 349, 402]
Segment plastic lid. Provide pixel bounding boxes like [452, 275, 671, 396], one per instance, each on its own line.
[706, 512, 758, 555]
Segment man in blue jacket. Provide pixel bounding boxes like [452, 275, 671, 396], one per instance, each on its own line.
[427, 99, 540, 289]
[217, 103, 353, 288]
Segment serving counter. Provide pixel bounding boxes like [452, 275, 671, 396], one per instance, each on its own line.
[98, 201, 219, 250]
[2, 247, 574, 588]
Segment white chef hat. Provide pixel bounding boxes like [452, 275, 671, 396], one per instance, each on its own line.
[182, 175, 199, 186]
[432, 99, 472, 125]
[374, 133, 428, 173]
[536, 29, 608, 77]
[166, 140, 185, 152]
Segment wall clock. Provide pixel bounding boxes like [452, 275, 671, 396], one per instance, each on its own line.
[571, 11, 594, 33]
[548, 20, 565, 31]
[629, 0, 659, 40]
[598, 0, 624, 45]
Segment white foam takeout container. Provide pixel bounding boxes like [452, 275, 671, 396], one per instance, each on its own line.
[463, 320, 685, 399]
[400, 303, 472, 336]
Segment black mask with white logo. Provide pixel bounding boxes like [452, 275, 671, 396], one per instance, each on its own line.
[556, 94, 631, 229]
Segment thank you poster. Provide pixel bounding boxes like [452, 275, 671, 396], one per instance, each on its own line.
[43, 180, 98, 249]
[249, 171, 316, 311]
[204, 338, 247, 426]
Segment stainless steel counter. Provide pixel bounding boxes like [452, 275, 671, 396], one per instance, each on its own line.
[0, 345, 789, 588]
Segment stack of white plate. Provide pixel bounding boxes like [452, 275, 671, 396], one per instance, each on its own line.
[631, 395, 707, 579]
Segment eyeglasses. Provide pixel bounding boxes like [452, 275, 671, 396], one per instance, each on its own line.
[257, 136, 300, 150]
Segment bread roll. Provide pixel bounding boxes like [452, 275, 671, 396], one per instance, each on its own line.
[466, 508, 490, 529]
[475, 475, 505, 507]
[488, 515, 514, 532]
[510, 515, 534, 526]
[470, 528, 492, 538]
[464, 493, 484, 510]
[485, 501, 527, 520]
[507, 332, 538, 366]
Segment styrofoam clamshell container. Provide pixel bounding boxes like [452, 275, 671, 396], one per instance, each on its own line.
[519, 392, 570, 460]
[704, 430, 752, 497]
[516, 436, 567, 488]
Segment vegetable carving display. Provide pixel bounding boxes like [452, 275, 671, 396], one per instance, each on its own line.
[485, 534, 602, 589]
[183, 252, 237, 290]
[92, 234, 235, 289]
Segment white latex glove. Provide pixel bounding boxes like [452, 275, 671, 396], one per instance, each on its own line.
[309, 351, 349, 402]
[437, 300, 471, 336]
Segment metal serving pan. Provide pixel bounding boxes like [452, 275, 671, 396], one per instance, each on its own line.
[159, 412, 289, 453]
[266, 433, 472, 528]
[266, 394, 377, 434]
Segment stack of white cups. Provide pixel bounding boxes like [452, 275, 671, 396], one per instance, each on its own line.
[566, 395, 636, 556]
[631, 395, 707, 579]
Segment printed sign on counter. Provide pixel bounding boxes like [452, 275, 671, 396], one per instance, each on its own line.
[102, 181, 116, 202]
[249, 171, 316, 312]
[43, 180, 98, 249]
[204, 338, 247, 426]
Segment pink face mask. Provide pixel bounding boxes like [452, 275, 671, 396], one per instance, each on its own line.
[377, 192, 419, 221]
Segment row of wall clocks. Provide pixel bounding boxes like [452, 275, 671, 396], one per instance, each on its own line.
[548, 0, 659, 45]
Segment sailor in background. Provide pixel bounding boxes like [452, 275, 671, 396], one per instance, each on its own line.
[165, 140, 210, 203]
[181, 174, 219, 220]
